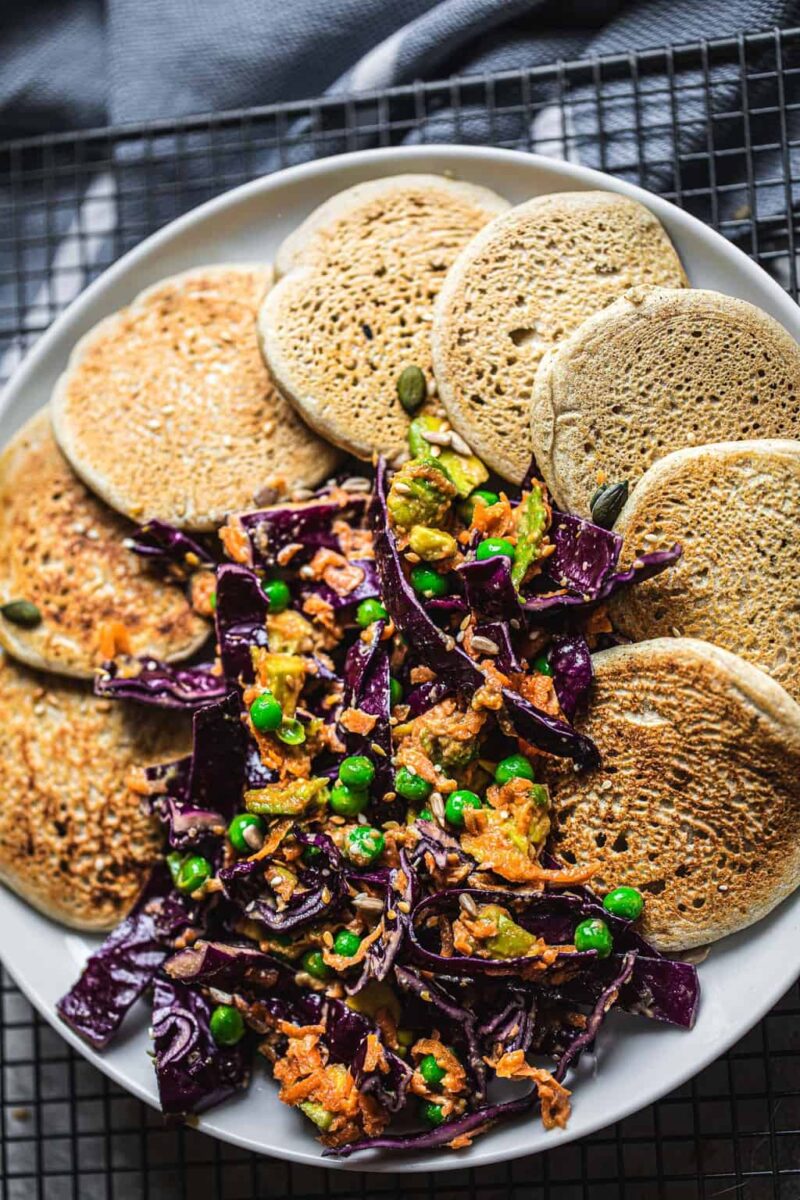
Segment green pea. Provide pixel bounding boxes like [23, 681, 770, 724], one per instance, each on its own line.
[263, 578, 291, 613]
[250, 691, 283, 732]
[418, 1053, 446, 1088]
[175, 855, 212, 894]
[0, 599, 42, 628]
[574, 918, 613, 959]
[458, 488, 500, 524]
[338, 755, 375, 789]
[301, 950, 332, 981]
[390, 677, 403, 708]
[532, 653, 553, 677]
[417, 808, 433, 822]
[444, 789, 482, 827]
[603, 886, 644, 922]
[209, 1004, 245, 1046]
[419, 1100, 445, 1127]
[329, 783, 368, 818]
[395, 767, 432, 804]
[356, 598, 388, 627]
[344, 825, 385, 866]
[333, 929, 362, 958]
[228, 812, 265, 854]
[494, 754, 535, 786]
[276, 717, 305, 745]
[410, 565, 449, 599]
[397, 365, 427, 414]
[475, 537, 515, 562]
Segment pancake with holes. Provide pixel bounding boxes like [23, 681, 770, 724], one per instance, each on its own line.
[547, 639, 800, 951]
[0, 409, 209, 679]
[610, 440, 800, 702]
[258, 175, 509, 462]
[51, 266, 340, 530]
[432, 191, 686, 483]
[0, 650, 190, 930]
[531, 285, 800, 515]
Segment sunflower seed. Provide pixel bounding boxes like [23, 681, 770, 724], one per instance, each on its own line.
[353, 893, 385, 914]
[448, 431, 473, 457]
[420, 428, 451, 447]
[470, 634, 499, 655]
[459, 892, 479, 917]
[430, 792, 446, 826]
[393, 481, 413, 496]
[341, 476, 372, 493]
[243, 824, 264, 851]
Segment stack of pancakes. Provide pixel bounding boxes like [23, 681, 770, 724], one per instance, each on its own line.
[3, 173, 798, 954]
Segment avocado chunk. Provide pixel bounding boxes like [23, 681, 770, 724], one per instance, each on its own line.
[511, 482, 549, 590]
[387, 459, 456, 531]
[408, 414, 489, 498]
[407, 525, 457, 562]
[244, 776, 329, 816]
[478, 903, 536, 958]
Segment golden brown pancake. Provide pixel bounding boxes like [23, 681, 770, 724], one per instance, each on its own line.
[0, 651, 190, 930]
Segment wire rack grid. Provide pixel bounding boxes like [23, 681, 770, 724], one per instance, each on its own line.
[0, 23, 799, 1200]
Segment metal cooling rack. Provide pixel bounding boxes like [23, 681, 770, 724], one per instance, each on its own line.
[1, 24, 799, 1200]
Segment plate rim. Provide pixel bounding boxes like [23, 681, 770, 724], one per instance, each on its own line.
[1, 141, 798, 1173]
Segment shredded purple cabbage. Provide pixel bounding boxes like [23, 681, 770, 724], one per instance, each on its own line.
[214, 564, 269, 684]
[94, 658, 225, 709]
[372, 458, 598, 767]
[236, 495, 367, 568]
[549, 634, 593, 721]
[127, 519, 217, 567]
[57, 866, 196, 1049]
[152, 977, 250, 1116]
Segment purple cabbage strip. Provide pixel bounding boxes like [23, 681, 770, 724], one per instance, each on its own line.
[298, 558, 380, 611]
[57, 866, 196, 1049]
[186, 692, 246, 825]
[554, 950, 637, 1081]
[214, 564, 269, 685]
[339, 620, 393, 800]
[94, 658, 225, 710]
[164, 940, 289, 991]
[152, 977, 250, 1117]
[372, 459, 598, 767]
[324, 1093, 535, 1158]
[523, 545, 682, 616]
[126, 519, 216, 567]
[219, 829, 346, 933]
[351, 1032, 413, 1115]
[474, 620, 521, 674]
[458, 555, 520, 621]
[549, 634, 593, 721]
[237, 495, 367, 568]
[404, 678, 453, 718]
[479, 988, 538, 1057]
[547, 512, 622, 597]
[348, 851, 416, 994]
[394, 965, 487, 1102]
[410, 818, 475, 874]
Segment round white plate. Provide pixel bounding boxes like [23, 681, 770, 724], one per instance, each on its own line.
[0, 145, 798, 1173]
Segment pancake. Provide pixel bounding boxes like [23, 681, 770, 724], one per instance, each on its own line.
[0, 651, 190, 930]
[532, 285, 800, 515]
[51, 265, 340, 531]
[547, 639, 800, 951]
[432, 191, 686, 483]
[0, 408, 209, 678]
[259, 175, 509, 462]
[610, 440, 800, 702]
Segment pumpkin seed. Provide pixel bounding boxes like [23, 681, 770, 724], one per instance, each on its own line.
[1, 600, 42, 628]
[590, 481, 629, 529]
[397, 365, 427, 413]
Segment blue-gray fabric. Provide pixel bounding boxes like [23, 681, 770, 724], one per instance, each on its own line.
[1, 0, 797, 134]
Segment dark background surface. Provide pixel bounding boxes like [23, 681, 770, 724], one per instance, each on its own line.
[1, 21, 799, 1200]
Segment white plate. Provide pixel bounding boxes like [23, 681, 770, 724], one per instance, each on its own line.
[1, 145, 798, 1173]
